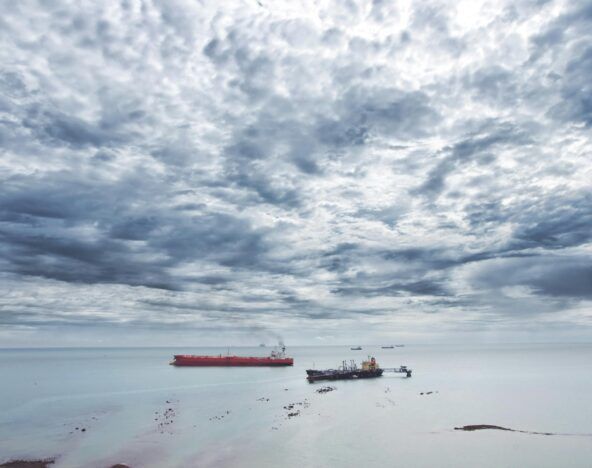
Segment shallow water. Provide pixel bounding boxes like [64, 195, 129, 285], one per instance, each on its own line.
[1, 344, 591, 467]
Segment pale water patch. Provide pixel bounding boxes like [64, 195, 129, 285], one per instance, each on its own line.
[1, 344, 591, 467]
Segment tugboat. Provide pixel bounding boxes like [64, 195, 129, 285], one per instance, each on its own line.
[306, 357, 411, 382]
[171, 345, 293, 367]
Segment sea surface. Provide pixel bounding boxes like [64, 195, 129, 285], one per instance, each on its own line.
[1, 344, 591, 467]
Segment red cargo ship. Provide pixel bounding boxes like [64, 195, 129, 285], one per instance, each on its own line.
[170, 345, 293, 367]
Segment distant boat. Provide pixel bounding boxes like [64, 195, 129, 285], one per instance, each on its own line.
[381, 345, 394, 349]
[350, 346, 362, 350]
[259, 343, 266, 347]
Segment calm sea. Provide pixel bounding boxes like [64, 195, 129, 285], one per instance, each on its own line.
[1, 344, 591, 467]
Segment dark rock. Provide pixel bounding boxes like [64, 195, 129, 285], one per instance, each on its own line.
[0, 460, 55, 468]
[455, 425, 513, 432]
[316, 386, 336, 394]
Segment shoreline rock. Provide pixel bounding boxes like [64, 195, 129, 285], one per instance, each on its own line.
[454, 424, 553, 435]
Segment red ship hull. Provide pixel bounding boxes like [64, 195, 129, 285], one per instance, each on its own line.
[171, 355, 294, 367]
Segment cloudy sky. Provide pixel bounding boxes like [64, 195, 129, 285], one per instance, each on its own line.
[1, 0, 591, 347]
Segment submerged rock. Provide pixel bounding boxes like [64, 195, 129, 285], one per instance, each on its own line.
[454, 425, 554, 435]
[0, 460, 55, 468]
[316, 386, 336, 394]
[455, 425, 513, 432]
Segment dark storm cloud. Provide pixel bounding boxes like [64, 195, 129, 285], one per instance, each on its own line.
[531, 263, 592, 299]
[0, 169, 272, 289]
[415, 121, 532, 199]
[470, 256, 592, 300]
[548, 46, 592, 127]
[528, 1, 592, 126]
[221, 158, 303, 208]
[332, 279, 448, 297]
[0, 310, 120, 327]
[323, 87, 440, 142]
[0, 223, 178, 290]
[509, 191, 592, 251]
[529, 1, 592, 56]
[23, 109, 125, 148]
[463, 66, 518, 106]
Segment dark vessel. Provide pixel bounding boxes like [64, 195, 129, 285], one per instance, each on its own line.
[350, 346, 362, 350]
[306, 357, 412, 382]
[381, 345, 394, 349]
[306, 357, 383, 382]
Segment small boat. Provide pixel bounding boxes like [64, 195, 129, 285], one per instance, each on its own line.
[350, 346, 362, 350]
[381, 345, 394, 349]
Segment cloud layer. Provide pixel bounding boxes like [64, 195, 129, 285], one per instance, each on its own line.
[1, 0, 591, 345]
